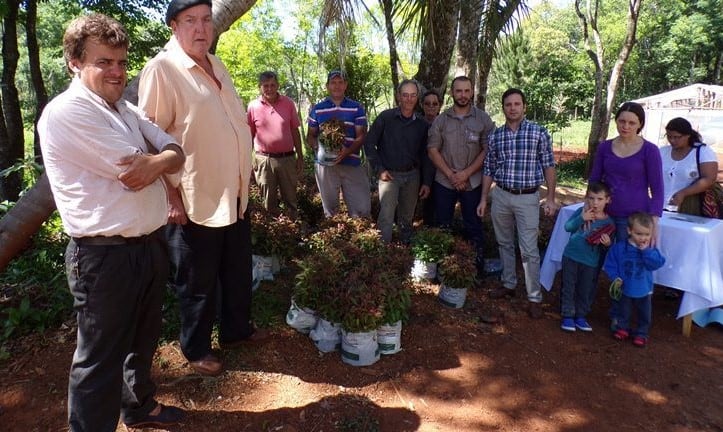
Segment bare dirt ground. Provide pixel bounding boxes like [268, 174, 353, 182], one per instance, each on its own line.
[1, 151, 722, 432]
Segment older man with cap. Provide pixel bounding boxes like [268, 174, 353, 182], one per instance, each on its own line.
[39, 13, 185, 431]
[138, 0, 257, 377]
[306, 70, 371, 217]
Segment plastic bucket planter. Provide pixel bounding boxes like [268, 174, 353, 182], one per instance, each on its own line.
[340, 329, 380, 366]
[377, 321, 402, 355]
[438, 284, 467, 309]
[410, 259, 437, 281]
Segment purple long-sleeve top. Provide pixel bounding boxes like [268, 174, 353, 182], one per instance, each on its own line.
[589, 139, 664, 218]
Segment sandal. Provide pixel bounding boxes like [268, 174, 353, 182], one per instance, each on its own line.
[613, 328, 629, 341]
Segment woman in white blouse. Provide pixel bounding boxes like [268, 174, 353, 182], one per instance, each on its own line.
[660, 117, 718, 213]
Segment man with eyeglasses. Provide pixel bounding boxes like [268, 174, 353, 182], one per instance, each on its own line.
[420, 89, 443, 225]
[364, 79, 433, 243]
[428, 75, 495, 280]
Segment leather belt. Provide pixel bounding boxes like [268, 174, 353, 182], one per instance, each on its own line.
[390, 166, 417, 173]
[499, 185, 538, 195]
[256, 150, 296, 158]
[72, 230, 160, 246]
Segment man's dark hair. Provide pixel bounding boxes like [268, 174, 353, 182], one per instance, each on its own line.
[397, 79, 420, 95]
[502, 88, 526, 105]
[258, 71, 278, 85]
[451, 76, 471, 90]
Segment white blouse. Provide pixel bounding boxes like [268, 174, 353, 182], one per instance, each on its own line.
[660, 143, 717, 209]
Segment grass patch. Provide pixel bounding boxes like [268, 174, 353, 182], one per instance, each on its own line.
[557, 157, 588, 190]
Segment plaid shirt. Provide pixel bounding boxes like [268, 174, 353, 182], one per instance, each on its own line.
[483, 119, 555, 189]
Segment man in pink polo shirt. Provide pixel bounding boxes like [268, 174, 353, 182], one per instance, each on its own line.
[247, 71, 303, 217]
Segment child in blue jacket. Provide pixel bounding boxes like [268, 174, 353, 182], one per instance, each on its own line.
[560, 182, 615, 332]
[603, 212, 665, 347]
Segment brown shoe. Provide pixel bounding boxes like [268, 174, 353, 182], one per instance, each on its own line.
[220, 328, 270, 349]
[189, 354, 222, 376]
[489, 287, 515, 299]
[528, 302, 543, 319]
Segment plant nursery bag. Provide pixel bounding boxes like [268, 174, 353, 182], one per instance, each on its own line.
[438, 285, 467, 309]
[377, 321, 402, 355]
[285, 299, 318, 334]
[309, 318, 341, 352]
[341, 329, 380, 367]
[410, 259, 437, 281]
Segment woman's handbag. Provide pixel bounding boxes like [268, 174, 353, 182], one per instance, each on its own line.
[678, 145, 723, 219]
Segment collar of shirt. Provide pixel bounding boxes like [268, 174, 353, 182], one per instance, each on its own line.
[394, 107, 418, 122]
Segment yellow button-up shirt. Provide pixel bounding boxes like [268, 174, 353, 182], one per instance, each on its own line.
[138, 36, 252, 227]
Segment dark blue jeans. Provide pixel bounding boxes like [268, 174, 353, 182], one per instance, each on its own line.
[66, 234, 167, 431]
[167, 211, 253, 362]
[618, 294, 652, 338]
[560, 256, 599, 318]
[433, 182, 484, 272]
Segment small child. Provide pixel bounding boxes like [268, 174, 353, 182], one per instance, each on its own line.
[560, 182, 615, 332]
[603, 212, 665, 347]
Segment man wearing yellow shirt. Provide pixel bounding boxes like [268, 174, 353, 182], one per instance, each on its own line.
[138, 0, 256, 376]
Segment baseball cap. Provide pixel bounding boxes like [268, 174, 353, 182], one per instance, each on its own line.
[327, 70, 347, 83]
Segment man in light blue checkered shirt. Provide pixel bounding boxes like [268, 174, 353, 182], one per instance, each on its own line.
[477, 88, 559, 319]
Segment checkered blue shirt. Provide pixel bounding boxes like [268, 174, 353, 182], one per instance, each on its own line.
[483, 119, 555, 189]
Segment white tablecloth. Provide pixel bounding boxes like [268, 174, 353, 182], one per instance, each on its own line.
[540, 203, 723, 319]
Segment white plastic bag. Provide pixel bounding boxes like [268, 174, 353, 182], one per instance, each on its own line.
[377, 321, 402, 355]
[341, 329, 380, 366]
[309, 318, 341, 352]
[438, 285, 467, 309]
[285, 299, 318, 334]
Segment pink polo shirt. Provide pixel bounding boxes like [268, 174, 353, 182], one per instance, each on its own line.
[247, 94, 301, 154]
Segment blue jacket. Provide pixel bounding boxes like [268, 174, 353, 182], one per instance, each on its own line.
[562, 207, 615, 268]
[603, 241, 665, 298]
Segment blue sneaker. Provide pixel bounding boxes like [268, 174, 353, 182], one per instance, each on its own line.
[575, 317, 593, 332]
[560, 318, 576, 332]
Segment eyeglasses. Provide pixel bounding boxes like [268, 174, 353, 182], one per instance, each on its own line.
[400, 93, 418, 99]
[423, 101, 439, 107]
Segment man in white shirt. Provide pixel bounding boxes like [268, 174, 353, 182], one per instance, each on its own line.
[38, 14, 185, 431]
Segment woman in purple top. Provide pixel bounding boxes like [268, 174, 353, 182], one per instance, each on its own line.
[589, 101, 664, 332]
[589, 102, 664, 245]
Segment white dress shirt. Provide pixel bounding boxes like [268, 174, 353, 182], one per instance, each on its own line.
[38, 78, 177, 238]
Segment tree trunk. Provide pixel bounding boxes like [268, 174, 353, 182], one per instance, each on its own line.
[0, 174, 56, 272]
[380, 0, 400, 93]
[413, 0, 460, 97]
[213, 0, 258, 36]
[576, 0, 642, 176]
[1, 0, 25, 202]
[26, 0, 48, 165]
[456, 0, 482, 88]
[475, 0, 523, 110]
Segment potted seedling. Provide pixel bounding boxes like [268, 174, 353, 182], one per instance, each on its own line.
[437, 239, 476, 308]
[410, 227, 454, 281]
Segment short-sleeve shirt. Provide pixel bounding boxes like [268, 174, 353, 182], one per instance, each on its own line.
[138, 36, 253, 227]
[660, 143, 718, 206]
[427, 106, 495, 189]
[483, 119, 555, 190]
[247, 94, 300, 154]
[307, 96, 367, 167]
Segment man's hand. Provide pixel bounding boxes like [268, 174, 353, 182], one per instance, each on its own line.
[333, 147, 350, 164]
[476, 199, 487, 218]
[379, 170, 394, 182]
[167, 190, 188, 225]
[541, 197, 559, 217]
[419, 185, 430, 199]
[448, 170, 469, 190]
[117, 152, 164, 191]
